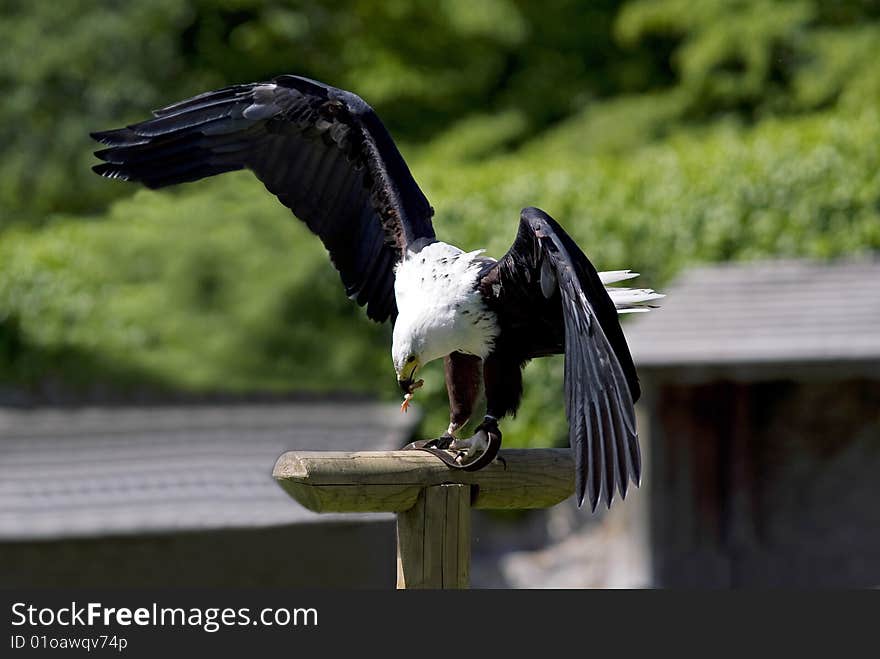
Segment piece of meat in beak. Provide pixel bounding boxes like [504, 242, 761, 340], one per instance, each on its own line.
[398, 378, 424, 413]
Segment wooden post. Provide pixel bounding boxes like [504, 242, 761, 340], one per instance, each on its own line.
[272, 448, 574, 589]
[396, 484, 470, 589]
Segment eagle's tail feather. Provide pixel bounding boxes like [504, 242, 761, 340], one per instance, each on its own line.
[600, 270, 664, 313]
[599, 269, 640, 285]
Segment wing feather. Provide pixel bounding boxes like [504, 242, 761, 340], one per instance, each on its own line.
[91, 74, 435, 323]
[483, 207, 642, 509]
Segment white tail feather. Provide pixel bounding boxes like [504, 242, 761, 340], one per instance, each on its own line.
[600, 270, 664, 313]
[599, 270, 640, 284]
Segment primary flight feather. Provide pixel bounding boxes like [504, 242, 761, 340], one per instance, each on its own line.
[92, 73, 662, 511]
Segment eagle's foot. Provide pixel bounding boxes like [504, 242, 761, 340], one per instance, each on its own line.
[423, 434, 454, 450]
[400, 419, 501, 471]
[449, 431, 489, 463]
[450, 417, 502, 469]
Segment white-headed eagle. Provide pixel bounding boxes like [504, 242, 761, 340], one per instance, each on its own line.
[91, 74, 662, 511]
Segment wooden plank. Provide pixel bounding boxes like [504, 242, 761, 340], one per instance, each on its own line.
[273, 448, 574, 512]
[396, 484, 470, 589]
[451, 485, 470, 587]
[396, 488, 426, 588]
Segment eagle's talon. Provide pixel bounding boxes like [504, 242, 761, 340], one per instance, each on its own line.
[423, 434, 454, 450]
[437, 434, 455, 450]
[449, 429, 489, 460]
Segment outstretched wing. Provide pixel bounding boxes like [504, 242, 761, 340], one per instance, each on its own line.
[91, 74, 435, 322]
[484, 207, 641, 511]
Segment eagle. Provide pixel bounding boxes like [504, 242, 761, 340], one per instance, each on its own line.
[91, 74, 662, 511]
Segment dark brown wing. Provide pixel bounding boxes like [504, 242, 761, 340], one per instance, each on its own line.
[482, 207, 640, 511]
[91, 74, 435, 322]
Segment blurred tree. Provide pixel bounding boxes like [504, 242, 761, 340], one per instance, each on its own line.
[616, 0, 880, 117]
[1, 0, 193, 220]
[0, 0, 641, 224]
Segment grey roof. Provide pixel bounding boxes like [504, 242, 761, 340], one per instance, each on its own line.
[0, 401, 418, 541]
[625, 257, 880, 368]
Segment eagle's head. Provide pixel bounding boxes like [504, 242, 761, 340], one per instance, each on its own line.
[391, 321, 427, 396]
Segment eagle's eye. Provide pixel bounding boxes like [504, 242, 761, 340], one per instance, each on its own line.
[406, 355, 416, 364]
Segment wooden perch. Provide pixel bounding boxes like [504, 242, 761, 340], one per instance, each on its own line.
[272, 448, 575, 589]
[273, 448, 574, 512]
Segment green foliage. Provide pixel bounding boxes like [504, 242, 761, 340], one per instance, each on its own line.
[0, 0, 636, 225]
[617, 0, 880, 116]
[0, 0, 193, 219]
[2, 0, 880, 448]
[0, 177, 391, 393]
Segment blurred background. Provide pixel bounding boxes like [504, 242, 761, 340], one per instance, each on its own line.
[1, 0, 879, 588]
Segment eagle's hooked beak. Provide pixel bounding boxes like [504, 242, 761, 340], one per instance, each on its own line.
[397, 358, 423, 395]
[397, 359, 422, 394]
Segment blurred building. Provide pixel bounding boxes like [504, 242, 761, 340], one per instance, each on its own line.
[626, 257, 880, 587]
[0, 400, 416, 587]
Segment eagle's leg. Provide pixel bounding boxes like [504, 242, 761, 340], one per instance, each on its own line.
[449, 351, 520, 466]
[440, 352, 482, 448]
